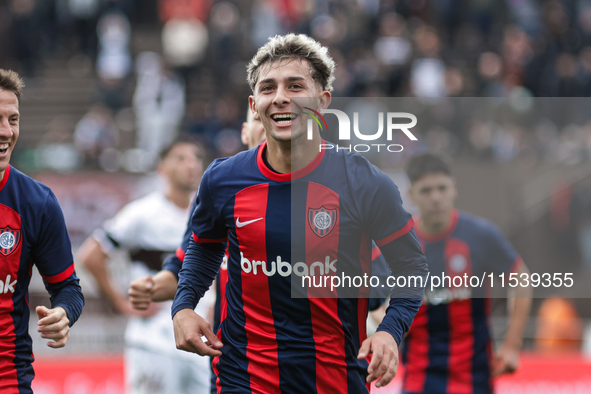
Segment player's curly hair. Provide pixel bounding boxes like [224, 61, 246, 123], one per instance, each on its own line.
[247, 34, 336, 93]
[0, 69, 24, 103]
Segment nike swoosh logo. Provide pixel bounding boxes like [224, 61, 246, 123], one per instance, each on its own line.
[236, 217, 264, 228]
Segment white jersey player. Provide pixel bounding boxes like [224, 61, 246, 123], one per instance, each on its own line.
[78, 138, 213, 394]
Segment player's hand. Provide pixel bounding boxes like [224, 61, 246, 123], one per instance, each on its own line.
[114, 293, 159, 318]
[173, 308, 223, 357]
[493, 345, 520, 377]
[358, 331, 399, 388]
[36, 306, 70, 349]
[128, 275, 154, 310]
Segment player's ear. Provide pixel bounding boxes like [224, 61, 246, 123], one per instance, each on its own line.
[241, 122, 249, 146]
[319, 90, 331, 110]
[249, 96, 260, 120]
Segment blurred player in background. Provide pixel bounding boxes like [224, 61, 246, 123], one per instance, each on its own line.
[171, 34, 428, 393]
[0, 69, 85, 393]
[402, 153, 533, 394]
[128, 104, 266, 394]
[77, 137, 211, 394]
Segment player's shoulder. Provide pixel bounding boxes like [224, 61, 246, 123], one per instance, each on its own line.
[115, 191, 164, 218]
[8, 166, 53, 204]
[326, 148, 389, 182]
[457, 210, 503, 237]
[204, 147, 258, 183]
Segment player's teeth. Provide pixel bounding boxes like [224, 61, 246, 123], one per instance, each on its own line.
[0, 144, 8, 149]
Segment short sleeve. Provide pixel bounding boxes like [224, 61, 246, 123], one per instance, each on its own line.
[32, 190, 75, 282]
[190, 167, 228, 243]
[482, 221, 521, 274]
[95, 202, 142, 253]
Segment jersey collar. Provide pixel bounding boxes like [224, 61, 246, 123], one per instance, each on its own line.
[414, 208, 459, 242]
[257, 141, 325, 182]
[0, 165, 11, 192]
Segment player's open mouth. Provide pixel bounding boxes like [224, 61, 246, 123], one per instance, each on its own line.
[0, 143, 8, 155]
[271, 113, 297, 126]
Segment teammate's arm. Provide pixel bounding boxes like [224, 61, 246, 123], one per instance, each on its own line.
[78, 237, 135, 315]
[128, 270, 178, 310]
[494, 262, 533, 377]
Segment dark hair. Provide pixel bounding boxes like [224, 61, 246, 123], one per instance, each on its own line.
[406, 153, 452, 184]
[0, 69, 24, 103]
[159, 135, 203, 161]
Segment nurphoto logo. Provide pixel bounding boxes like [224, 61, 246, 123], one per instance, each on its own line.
[304, 107, 418, 153]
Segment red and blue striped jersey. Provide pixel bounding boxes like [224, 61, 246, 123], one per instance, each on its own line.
[402, 209, 522, 394]
[172, 142, 428, 394]
[0, 166, 84, 393]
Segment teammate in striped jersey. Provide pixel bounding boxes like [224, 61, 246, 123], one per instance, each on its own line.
[171, 34, 429, 393]
[0, 69, 84, 393]
[401, 153, 533, 394]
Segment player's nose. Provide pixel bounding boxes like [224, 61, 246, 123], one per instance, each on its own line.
[272, 85, 290, 107]
[0, 118, 12, 138]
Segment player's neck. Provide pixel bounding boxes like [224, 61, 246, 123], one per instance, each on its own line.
[164, 186, 193, 210]
[420, 211, 454, 236]
[265, 132, 322, 174]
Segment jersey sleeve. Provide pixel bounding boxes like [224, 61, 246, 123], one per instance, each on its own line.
[355, 161, 428, 344]
[33, 190, 84, 325]
[162, 198, 196, 279]
[368, 245, 389, 310]
[482, 220, 522, 274]
[171, 165, 228, 316]
[358, 164, 414, 246]
[189, 165, 228, 244]
[94, 201, 142, 253]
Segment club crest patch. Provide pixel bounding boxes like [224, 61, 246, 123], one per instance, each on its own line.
[308, 206, 337, 238]
[0, 226, 21, 257]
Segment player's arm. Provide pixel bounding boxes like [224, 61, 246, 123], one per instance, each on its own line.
[494, 261, 533, 377]
[77, 236, 133, 315]
[34, 190, 85, 348]
[360, 230, 427, 388]
[171, 163, 227, 357]
[357, 167, 428, 388]
[483, 223, 533, 377]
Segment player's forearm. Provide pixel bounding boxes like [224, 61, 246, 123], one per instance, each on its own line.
[171, 239, 225, 317]
[377, 298, 422, 345]
[505, 268, 533, 349]
[152, 270, 179, 302]
[45, 275, 85, 326]
[77, 238, 123, 307]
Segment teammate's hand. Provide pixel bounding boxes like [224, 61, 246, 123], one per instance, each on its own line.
[358, 331, 399, 388]
[128, 275, 154, 310]
[36, 306, 70, 349]
[493, 345, 520, 377]
[173, 308, 223, 357]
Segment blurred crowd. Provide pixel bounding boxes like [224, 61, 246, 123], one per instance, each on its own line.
[3, 0, 591, 170]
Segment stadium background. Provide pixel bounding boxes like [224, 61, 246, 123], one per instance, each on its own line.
[1, 0, 591, 392]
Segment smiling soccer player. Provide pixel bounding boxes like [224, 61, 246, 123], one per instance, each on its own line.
[171, 34, 429, 393]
